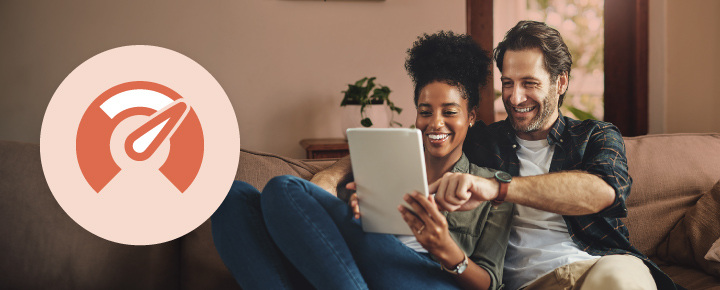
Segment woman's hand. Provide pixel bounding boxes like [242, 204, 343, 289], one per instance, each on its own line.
[397, 191, 465, 268]
[346, 182, 361, 219]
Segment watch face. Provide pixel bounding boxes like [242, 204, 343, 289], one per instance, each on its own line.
[495, 171, 512, 183]
[457, 261, 468, 274]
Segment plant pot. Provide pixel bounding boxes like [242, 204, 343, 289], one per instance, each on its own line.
[340, 104, 390, 137]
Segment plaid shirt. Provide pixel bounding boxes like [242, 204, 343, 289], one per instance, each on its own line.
[463, 114, 681, 290]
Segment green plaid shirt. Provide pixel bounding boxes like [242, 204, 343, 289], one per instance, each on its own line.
[464, 114, 681, 290]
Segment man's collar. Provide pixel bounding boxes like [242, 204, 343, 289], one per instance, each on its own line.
[547, 112, 566, 145]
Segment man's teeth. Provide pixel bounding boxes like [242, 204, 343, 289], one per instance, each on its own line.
[515, 106, 534, 113]
[429, 134, 449, 140]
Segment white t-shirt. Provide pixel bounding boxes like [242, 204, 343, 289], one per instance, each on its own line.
[503, 137, 599, 290]
[396, 235, 427, 252]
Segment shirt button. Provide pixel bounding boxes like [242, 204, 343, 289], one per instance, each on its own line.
[560, 139, 564, 142]
[512, 144, 517, 149]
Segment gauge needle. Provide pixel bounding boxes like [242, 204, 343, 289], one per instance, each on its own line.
[124, 100, 189, 161]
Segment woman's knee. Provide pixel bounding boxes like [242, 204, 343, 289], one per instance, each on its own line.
[228, 180, 261, 197]
[261, 175, 313, 206]
[213, 180, 260, 220]
[261, 175, 340, 211]
[264, 175, 305, 194]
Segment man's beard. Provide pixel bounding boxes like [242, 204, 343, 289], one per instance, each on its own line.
[510, 87, 558, 133]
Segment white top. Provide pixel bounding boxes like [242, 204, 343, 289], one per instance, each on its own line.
[397, 235, 427, 253]
[503, 137, 599, 290]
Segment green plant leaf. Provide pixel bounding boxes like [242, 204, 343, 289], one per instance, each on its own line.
[564, 105, 597, 121]
[361, 118, 373, 127]
[370, 86, 390, 103]
[354, 77, 368, 86]
[365, 77, 376, 97]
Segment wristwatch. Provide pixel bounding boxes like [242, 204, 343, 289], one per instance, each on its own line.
[491, 170, 512, 206]
[441, 254, 468, 275]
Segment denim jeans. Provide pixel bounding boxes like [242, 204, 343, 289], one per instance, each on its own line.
[212, 175, 460, 289]
[210, 180, 313, 289]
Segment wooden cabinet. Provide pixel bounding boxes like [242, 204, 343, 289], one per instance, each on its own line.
[299, 138, 349, 159]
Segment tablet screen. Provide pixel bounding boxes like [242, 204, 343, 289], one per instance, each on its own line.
[347, 128, 428, 235]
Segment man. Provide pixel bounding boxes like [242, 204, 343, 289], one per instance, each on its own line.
[431, 21, 679, 289]
[313, 21, 680, 289]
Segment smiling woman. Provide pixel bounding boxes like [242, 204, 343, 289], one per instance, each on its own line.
[416, 82, 475, 181]
[211, 31, 514, 290]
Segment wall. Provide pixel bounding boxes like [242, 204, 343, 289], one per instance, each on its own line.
[648, 0, 667, 134]
[649, 0, 720, 134]
[0, 0, 466, 158]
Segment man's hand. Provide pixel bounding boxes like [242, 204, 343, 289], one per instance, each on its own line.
[430, 172, 499, 212]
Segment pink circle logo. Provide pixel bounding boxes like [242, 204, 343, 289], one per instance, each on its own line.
[41, 46, 240, 245]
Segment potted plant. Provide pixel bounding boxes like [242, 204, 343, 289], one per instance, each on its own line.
[340, 77, 402, 130]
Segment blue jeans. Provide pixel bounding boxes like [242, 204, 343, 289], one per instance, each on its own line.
[210, 180, 313, 289]
[212, 175, 459, 289]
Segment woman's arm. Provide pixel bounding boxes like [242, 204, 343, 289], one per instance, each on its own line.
[398, 192, 492, 290]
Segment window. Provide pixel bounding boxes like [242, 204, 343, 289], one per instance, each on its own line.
[493, 0, 605, 122]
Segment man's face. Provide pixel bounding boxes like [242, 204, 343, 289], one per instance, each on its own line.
[500, 48, 565, 140]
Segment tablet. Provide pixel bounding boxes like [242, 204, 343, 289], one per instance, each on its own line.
[346, 128, 429, 235]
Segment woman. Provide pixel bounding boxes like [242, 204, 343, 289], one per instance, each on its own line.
[211, 31, 513, 290]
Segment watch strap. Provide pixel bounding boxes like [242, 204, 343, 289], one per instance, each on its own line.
[441, 254, 468, 275]
[491, 174, 510, 206]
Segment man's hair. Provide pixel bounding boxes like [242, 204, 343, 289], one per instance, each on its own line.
[405, 31, 491, 110]
[494, 20, 573, 106]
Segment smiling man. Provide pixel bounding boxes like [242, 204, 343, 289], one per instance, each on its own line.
[433, 21, 680, 290]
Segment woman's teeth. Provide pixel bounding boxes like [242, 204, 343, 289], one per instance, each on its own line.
[428, 134, 449, 141]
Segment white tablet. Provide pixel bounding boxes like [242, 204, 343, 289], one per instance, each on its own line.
[346, 128, 429, 235]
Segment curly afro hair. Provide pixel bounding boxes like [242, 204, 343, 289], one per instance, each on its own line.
[405, 31, 491, 110]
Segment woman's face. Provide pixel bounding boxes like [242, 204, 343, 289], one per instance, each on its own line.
[415, 81, 475, 161]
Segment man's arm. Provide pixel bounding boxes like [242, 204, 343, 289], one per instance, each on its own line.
[505, 171, 615, 215]
[432, 171, 615, 216]
[437, 124, 628, 216]
[309, 156, 352, 197]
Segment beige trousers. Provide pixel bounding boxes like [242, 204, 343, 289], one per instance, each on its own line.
[522, 255, 657, 290]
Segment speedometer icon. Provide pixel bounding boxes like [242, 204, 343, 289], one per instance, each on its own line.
[76, 81, 203, 193]
[41, 45, 239, 245]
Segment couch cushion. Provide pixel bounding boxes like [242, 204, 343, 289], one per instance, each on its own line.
[657, 261, 720, 289]
[622, 133, 720, 257]
[0, 141, 180, 289]
[656, 179, 720, 277]
[235, 149, 324, 191]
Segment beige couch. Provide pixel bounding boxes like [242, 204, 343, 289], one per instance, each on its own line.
[1, 133, 719, 289]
